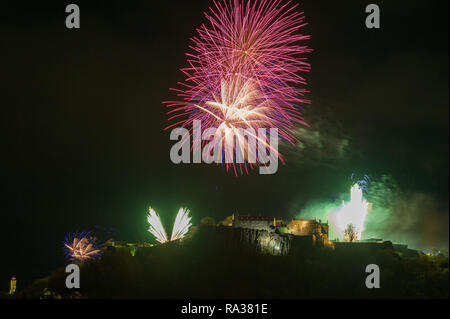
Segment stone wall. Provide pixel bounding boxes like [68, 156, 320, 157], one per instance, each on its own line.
[233, 220, 274, 232]
[232, 215, 276, 232]
[286, 219, 329, 246]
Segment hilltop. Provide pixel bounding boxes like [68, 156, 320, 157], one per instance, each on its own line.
[16, 226, 449, 299]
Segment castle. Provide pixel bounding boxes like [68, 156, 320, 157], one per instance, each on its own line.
[106, 214, 406, 258]
[285, 219, 329, 246]
[231, 214, 330, 247]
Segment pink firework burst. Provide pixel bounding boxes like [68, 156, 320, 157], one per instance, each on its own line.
[165, 0, 311, 175]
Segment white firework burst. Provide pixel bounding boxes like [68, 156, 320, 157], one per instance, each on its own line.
[147, 207, 192, 244]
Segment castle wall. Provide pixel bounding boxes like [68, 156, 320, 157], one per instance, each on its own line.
[286, 219, 329, 246]
[233, 219, 274, 232]
[333, 241, 394, 253]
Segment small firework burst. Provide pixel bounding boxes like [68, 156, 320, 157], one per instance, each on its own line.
[147, 207, 192, 244]
[63, 232, 102, 262]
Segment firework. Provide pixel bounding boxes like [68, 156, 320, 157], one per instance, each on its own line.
[147, 207, 193, 243]
[351, 173, 371, 194]
[330, 184, 371, 241]
[63, 232, 102, 262]
[170, 208, 193, 241]
[165, 0, 311, 175]
[147, 207, 169, 244]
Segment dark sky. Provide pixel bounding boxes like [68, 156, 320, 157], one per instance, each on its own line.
[1, 0, 448, 288]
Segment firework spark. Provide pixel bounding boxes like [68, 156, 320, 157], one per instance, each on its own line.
[170, 208, 193, 241]
[147, 207, 169, 244]
[330, 184, 371, 241]
[165, 0, 311, 175]
[351, 173, 371, 194]
[63, 232, 102, 262]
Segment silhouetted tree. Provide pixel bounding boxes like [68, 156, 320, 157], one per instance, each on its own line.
[344, 224, 358, 242]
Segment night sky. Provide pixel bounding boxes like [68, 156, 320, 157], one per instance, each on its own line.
[1, 0, 448, 288]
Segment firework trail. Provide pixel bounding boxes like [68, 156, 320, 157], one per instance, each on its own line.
[170, 208, 193, 241]
[165, 0, 311, 175]
[63, 232, 102, 262]
[147, 207, 169, 243]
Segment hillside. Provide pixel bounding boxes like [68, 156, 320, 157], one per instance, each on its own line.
[17, 226, 449, 299]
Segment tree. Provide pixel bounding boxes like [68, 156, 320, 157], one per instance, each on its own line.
[344, 224, 358, 242]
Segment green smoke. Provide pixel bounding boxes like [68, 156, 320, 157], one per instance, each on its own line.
[364, 175, 449, 251]
[295, 175, 449, 251]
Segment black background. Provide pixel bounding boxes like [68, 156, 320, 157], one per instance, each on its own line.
[1, 0, 448, 290]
